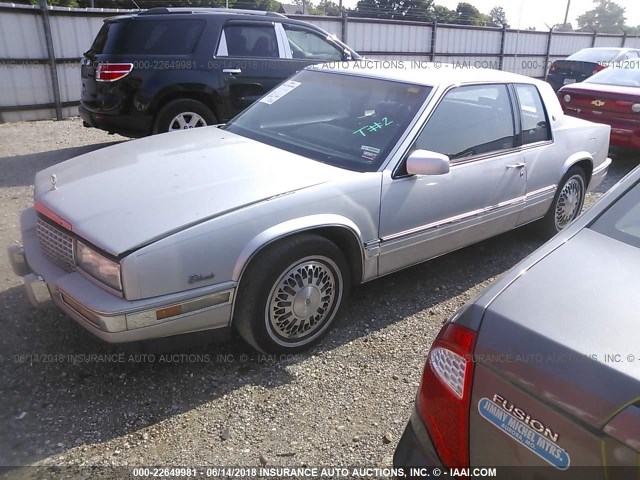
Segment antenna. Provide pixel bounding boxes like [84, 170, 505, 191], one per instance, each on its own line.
[131, 0, 141, 11]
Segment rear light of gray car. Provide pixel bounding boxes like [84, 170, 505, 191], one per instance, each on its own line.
[417, 322, 477, 467]
[96, 63, 133, 82]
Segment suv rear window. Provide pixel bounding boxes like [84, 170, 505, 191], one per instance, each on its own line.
[101, 19, 205, 55]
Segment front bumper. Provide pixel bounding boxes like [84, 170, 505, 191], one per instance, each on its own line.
[394, 408, 443, 469]
[11, 208, 235, 344]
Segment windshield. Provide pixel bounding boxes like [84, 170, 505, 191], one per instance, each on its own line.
[586, 64, 640, 87]
[224, 69, 432, 172]
[591, 179, 640, 248]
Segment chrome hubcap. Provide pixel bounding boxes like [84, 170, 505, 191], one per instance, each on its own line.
[267, 259, 338, 341]
[168, 112, 207, 131]
[555, 176, 583, 230]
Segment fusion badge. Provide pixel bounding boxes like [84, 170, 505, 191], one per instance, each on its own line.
[478, 394, 570, 470]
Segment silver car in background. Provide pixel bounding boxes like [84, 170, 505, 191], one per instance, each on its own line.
[394, 164, 640, 477]
[8, 63, 611, 353]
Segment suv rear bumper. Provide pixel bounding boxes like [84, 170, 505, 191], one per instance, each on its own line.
[79, 105, 153, 138]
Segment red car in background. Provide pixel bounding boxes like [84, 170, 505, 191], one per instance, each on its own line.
[558, 64, 640, 151]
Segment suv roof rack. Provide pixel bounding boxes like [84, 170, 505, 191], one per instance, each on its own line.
[139, 7, 286, 18]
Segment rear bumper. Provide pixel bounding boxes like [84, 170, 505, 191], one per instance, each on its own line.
[79, 104, 153, 138]
[10, 208, 235, 344]
[610, 128, 640, 151]
[394, 408, 443, 469]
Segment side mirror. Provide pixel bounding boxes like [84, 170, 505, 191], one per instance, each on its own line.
[342, 49, 352, 61]
[406, 149, 450, 176]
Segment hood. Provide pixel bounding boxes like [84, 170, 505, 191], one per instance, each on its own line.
[35, 127, 349, 255]
[475, 227, 640, 428]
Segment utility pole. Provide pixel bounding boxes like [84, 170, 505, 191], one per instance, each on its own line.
[563, 0, 571, 27]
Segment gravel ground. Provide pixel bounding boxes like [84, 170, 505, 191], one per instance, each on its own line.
[0, 118, 637, 478]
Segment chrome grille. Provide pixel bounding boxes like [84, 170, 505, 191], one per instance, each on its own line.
[36, 219, 75, 272]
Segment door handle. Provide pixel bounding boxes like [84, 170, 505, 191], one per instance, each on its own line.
[223, 68, 242, 74]
[506, 163, 526, 169]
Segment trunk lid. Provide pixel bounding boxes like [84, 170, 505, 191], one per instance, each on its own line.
[469, 228, 640, 473]
[561, 83, 640, 121]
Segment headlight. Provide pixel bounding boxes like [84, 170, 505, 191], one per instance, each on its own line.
[76, 241, 122, 291]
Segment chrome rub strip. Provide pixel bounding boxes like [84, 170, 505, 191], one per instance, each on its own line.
[381, 185, 556, 243]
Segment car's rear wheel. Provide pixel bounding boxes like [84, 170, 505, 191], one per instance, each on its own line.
[233, 234, 350, 353]
[154, 99, 217, 134]
[538, 166, 586, 236]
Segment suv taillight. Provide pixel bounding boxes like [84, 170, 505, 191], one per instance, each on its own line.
[96, 63, 133, 82]
[417, 323, 477, 467]
[548, 61, 557, 73]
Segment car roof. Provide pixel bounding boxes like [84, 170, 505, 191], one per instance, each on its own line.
[576, 47, 640, 53]
[306, 61, 545, 88]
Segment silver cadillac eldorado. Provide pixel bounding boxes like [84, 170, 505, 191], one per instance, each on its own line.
[8, 63, 611, 353]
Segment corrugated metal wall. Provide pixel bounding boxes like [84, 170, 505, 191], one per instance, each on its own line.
[1, 3, 639, 123]
[549, 32, 593, 56]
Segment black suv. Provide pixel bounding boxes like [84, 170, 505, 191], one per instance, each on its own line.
[80, 8, 360, 137]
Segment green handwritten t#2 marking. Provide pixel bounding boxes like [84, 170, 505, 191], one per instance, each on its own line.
[353, 117, 394, 137]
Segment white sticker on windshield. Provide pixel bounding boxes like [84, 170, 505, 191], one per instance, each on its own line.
[260, 80, 301, 105]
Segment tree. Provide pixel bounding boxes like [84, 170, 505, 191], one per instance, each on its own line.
[577, 0, 626, 33]
[431, 4, 457, 22]
[455, 2, 490, 26]
[552, 22, 574, 31]
[489, 5, 507, 26]
[353, 0, 433, 22]
[316, 0, 341, 15]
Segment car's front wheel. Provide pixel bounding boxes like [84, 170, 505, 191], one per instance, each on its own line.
[154, 99, 217, 134]
[538, 166, 586, 236]
[233, 234, 350, 353]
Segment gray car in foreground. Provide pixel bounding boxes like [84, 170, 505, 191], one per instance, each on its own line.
[8, 63, 610, 353]
[394, 166, 640, 478]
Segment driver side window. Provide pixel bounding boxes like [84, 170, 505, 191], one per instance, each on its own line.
[283, 25, 343, 60]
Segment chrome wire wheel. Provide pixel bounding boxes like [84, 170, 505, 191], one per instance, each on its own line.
[168, 111, 207, 131]
[554, 174, 585, 231]
[266, 256, 342, 345]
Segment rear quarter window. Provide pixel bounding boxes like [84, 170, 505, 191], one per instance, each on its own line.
[514, 84, 551, 144]
[103, 19, 205, 55]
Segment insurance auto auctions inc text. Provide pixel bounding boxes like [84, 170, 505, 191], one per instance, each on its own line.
[309, 59, 501, 70]
[188, 467, 497, 478]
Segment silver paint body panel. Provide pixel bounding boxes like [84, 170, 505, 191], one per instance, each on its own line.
[14, 66, 612, 342]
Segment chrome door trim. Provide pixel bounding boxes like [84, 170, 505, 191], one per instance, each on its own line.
[379, 185, 556, 244]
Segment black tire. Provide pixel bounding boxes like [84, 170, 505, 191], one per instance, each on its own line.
[537, 166, 586, 237]
[233, 234, 351, 354]
[153, 99, 217, 134]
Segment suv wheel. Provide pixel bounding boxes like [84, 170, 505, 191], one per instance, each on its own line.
[154, 99, 217, 134]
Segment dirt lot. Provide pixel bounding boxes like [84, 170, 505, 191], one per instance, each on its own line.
[0, 118, 637, 476]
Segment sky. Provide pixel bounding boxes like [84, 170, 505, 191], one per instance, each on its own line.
[341, 0, 640, 31]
